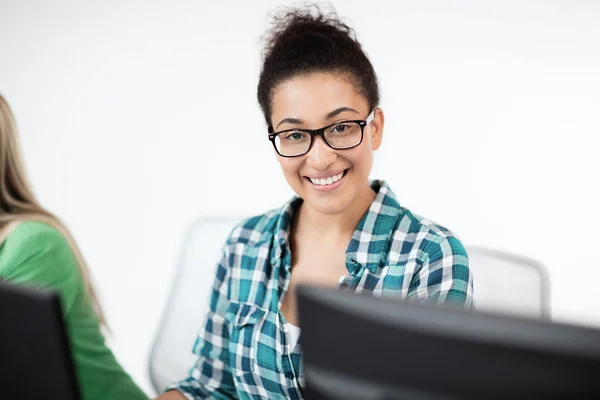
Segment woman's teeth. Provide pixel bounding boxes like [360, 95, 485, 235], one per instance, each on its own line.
[309, 171, 344, 186]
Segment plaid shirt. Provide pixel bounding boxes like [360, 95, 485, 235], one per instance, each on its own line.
[168, 180, 474, 399]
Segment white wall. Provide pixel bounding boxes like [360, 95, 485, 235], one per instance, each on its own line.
[1, 0, 599, 395]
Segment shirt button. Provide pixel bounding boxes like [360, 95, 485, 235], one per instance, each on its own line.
[285, 372, 294, 379]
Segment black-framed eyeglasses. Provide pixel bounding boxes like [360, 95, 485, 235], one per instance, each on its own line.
[267, 110, 375, 158]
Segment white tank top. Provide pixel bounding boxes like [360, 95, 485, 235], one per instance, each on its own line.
[288, 323, 301, 348]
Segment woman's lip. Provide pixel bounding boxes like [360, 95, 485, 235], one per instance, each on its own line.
[305, 169, 348, 192]
[303, 169, 347, 180]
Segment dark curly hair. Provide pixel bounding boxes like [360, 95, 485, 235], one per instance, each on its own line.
[257, 4, 380, 130]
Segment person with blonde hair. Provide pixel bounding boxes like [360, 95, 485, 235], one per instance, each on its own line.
[0, 94, 148, 400]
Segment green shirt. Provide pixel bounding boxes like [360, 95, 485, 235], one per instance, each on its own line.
[0, 221, 148, 400]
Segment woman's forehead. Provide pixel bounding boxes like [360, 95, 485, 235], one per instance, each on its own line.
[271, 73, 368, 123]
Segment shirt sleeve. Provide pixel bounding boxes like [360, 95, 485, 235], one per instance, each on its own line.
[165, 249, 238, 399]
[407, 235, 474, 309]
[0, 222, 150, 400]
[0, 222, 83, 314]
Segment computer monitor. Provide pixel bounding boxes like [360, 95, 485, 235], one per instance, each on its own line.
[0, 281, 81, 400]
[297, 285, 600, 399]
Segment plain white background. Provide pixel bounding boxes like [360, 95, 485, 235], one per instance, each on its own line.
[1, 0, 599, 395]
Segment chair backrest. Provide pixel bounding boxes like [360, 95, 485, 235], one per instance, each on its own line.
[148, 217, 241, 394]
[148, 217, 552, 394]
[466, 247, 551, 319]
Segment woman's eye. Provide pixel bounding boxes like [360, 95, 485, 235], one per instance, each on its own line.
[285, 132, 305, 140]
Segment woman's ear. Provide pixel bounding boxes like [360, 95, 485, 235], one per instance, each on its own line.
[371, 107, 385, 150]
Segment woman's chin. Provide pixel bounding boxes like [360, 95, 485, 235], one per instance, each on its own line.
[302, 192, 354, 216]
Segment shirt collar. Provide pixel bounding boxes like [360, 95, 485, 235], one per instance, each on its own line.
[345, 180, 402, 273]
[271, 180, 403, 274]
[273, 197, 301, 247]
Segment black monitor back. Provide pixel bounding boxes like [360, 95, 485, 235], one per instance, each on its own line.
[0, 281, 81, 400]
[297, 285, 600, 399]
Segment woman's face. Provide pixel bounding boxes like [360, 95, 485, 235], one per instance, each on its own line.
[270, 72, 384, 216]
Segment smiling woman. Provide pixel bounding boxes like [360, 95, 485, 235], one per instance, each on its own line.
[158, 3, 473, 400]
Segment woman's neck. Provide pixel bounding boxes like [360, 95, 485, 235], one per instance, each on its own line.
[294, 183, 377, 239]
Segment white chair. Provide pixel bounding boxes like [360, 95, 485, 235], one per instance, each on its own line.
[466, 247, 550, 319]
[148, 217, 242, 395]
[148, 217, 551, 394]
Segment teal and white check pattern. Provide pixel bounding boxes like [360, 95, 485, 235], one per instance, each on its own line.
[167, 180, 474, 399]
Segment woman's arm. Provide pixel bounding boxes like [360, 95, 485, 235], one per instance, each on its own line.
[155, 391, 188, 400]
[0, 222, 149, 400]
[408, 235, 474, 308]
[0, 222, 85, 311]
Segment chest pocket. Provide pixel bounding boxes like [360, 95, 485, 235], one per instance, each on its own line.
[226, 302, 268, 377]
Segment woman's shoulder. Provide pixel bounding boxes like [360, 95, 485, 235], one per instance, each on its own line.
[397, 208, 467, 257]
[378, 181, 463, 244]
[225, 208, 282, 248]
[0, 220, 74, 278]
[400, 209, 460, 240]
[4, 220, 68, 251]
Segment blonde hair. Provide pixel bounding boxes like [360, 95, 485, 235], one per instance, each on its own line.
[0, 94, 106, 326]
